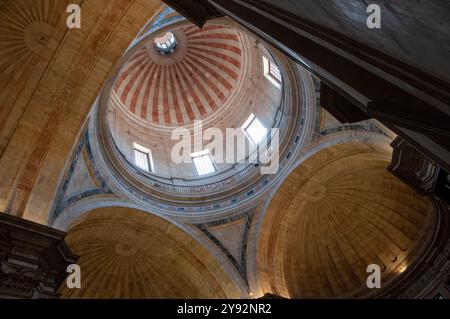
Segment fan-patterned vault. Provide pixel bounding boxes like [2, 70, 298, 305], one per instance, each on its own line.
[0, 0, 163, 223]
[257, 143, 436, 298]
[60, 207, 244, 299]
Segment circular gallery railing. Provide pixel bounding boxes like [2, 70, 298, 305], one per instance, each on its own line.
[110, 82, 289, 196]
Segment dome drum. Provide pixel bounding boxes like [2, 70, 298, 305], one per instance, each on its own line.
[94, 18, 314, 216]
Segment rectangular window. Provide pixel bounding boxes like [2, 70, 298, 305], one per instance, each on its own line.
[269, 61, 282, 83]
[191, 150, 216, 176]
[133, 143, 154, 172]
[242, 114, 268, 145]
[263, 56, 282, 89]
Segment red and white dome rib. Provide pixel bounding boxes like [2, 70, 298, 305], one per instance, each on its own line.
[113, 24, 244, 126]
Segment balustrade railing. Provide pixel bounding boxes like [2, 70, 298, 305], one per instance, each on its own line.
[110, 83, 292, 195]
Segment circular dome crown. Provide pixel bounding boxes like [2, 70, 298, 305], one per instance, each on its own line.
[113, 25, 244, 127]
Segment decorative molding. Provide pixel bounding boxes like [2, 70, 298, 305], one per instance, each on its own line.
[195, 210, 254, 286]
[0, 213, 78, 299]
[388, 137, 442, 195]
[319, 121, 386, 138]
[50, 129, 113, 224]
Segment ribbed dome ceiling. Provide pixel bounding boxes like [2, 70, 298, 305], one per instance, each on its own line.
[113, 24, 245, 126]
[60, 207, 243, 299]
[258, 143, 436, 298]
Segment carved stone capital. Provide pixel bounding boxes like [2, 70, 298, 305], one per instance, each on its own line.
[0, 213, 78, 299]
[388, 137, 442, 195]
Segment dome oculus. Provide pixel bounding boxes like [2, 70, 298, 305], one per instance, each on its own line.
[154, 31, 177, 55]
